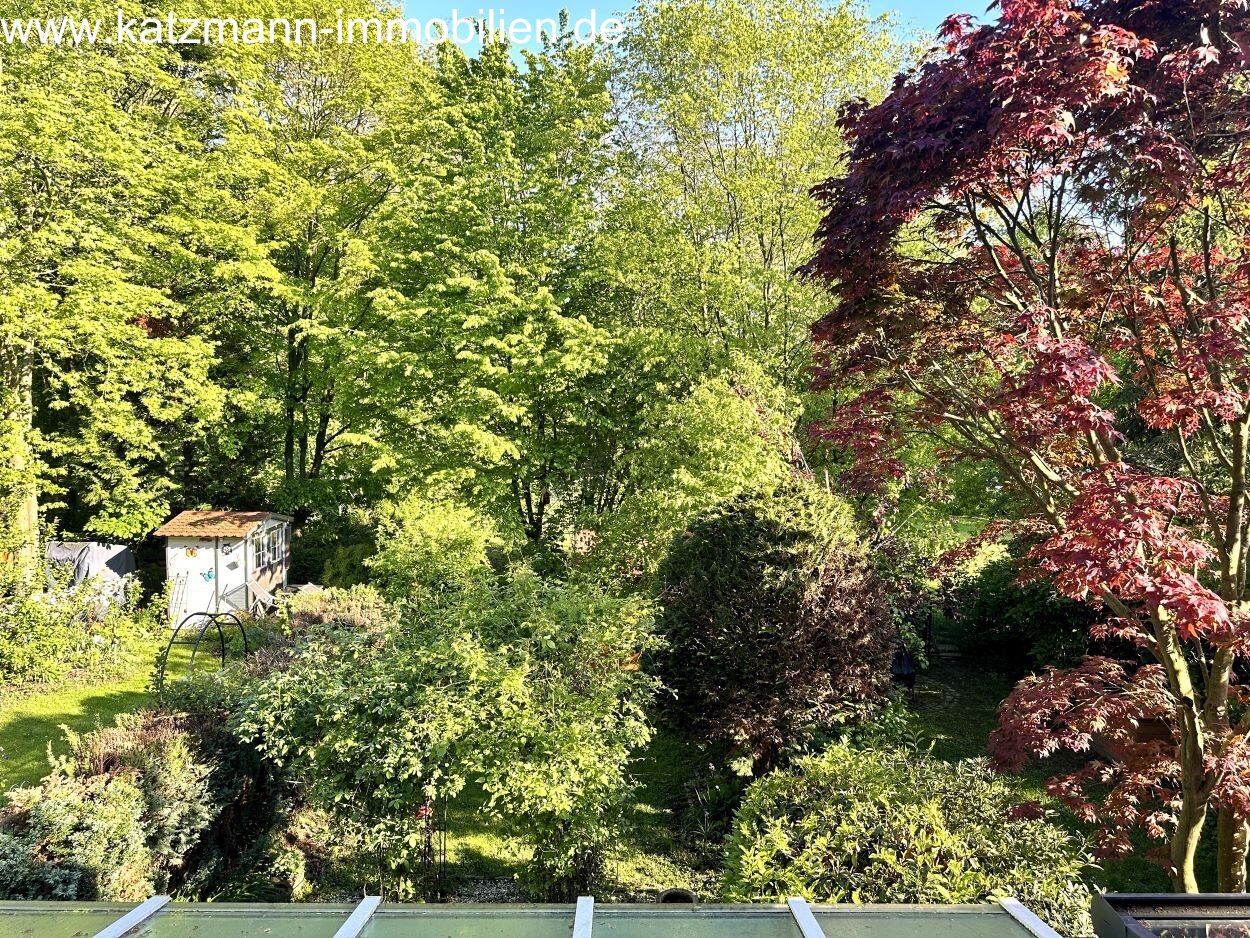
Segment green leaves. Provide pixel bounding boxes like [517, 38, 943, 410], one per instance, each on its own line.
[610, 0, 904, 389]
[236, 575, 657, 898]
[0, 5, 237, 540]
[724, 744, 1093, 935]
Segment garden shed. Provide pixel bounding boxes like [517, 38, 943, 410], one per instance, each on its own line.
[154, 510, 292, 625]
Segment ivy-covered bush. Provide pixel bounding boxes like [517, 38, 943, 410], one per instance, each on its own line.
[655, 485, 893, 770]
[723, 743, 1093, 936]
[0, 574, 157, 685]
[953, 556, 1095, 672]
[236, 567, 657, 900]
[0, 713, 215, 900]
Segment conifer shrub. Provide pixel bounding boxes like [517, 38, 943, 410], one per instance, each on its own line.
[0, 713, 214, 900]
[655, 485, 893, 769]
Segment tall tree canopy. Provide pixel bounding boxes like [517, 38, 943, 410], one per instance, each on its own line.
[0, 0, 907, 576]
[611, 0, 903, 389]
[809, 0, 1250, 892]
[0, 11, 245, 554]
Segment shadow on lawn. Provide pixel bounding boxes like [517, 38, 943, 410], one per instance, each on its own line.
[0, 684, 153, 790]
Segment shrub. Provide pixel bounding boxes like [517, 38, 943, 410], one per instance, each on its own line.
[655, 485, 893, 770]
[287, 508, 376, 587]
[953, 556, 1095, 672]
[236, 568, 657, 900]
[723, 743, 1093, 936]
[0, 573, 157, 685]
[0, 713, 215, 900]
[283, 584, 390, 637]
[155, 666, 288, 900]
[367, 496, 502, 603]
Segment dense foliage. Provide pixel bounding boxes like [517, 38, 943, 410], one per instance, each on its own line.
[656, 486, 893, 770]
[723, 744, 1093, 935]
[0, 574, 156, 685]
[0, 714, 215, 899]
[0, 0, 902, 564]
[6, 0, 1212, 912]
[236, 579, 656, 899]
[810, 0, 1250, 891]
[952, 556, 1095, 672]
[367, 496, 502, 603]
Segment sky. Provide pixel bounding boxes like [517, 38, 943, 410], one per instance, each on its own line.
[397, 0, 986, 48]
[870, 0, 978, 33]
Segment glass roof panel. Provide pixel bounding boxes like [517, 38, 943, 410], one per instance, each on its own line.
[362, 907, 573, 937]
[123, 903, 354, 937]
[0, 902, 136, 938]
[814, 906, 1035, 937]
[593, 906, 802, 937]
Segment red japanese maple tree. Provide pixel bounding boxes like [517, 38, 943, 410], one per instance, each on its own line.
[807, 0, 1250, 891]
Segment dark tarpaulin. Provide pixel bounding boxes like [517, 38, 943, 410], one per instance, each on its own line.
[45, 541, 136, 606]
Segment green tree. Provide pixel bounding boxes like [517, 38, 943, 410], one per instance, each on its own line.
[172, 5, 440, 524]
[0, 16, 236, 550]
[372, 35, 640, 542]
[609, 0, 904, 389]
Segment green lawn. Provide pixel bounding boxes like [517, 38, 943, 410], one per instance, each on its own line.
[0, 664, 156, 790]
[0, 637, 206, 791]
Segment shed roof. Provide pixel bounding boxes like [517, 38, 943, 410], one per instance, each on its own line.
[154, 511, 288, 539]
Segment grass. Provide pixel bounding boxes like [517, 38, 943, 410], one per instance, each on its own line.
[607, 730, 722, 900]
[0, 661, 156, 790]
[907, 661, 1176, 894]
[0, 639, 206, 791]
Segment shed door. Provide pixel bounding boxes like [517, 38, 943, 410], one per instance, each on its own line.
[173, 539, 219, 620]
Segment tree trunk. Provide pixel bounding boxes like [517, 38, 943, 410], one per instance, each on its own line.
[1, 337, 38, 583]
[1218, 808, 1249, 892]
[1172, 787, 1206, 892]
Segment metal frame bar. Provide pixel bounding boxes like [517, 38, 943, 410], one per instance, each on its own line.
[93, 895, 170, 938]
[786, 897, 827, 938]
[333, 896, 382, 938]
[1000, 898, 1063, 938]
[573, 895, 594, 938]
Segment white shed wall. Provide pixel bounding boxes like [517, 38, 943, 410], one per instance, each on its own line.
[166, 535, 247, 625]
